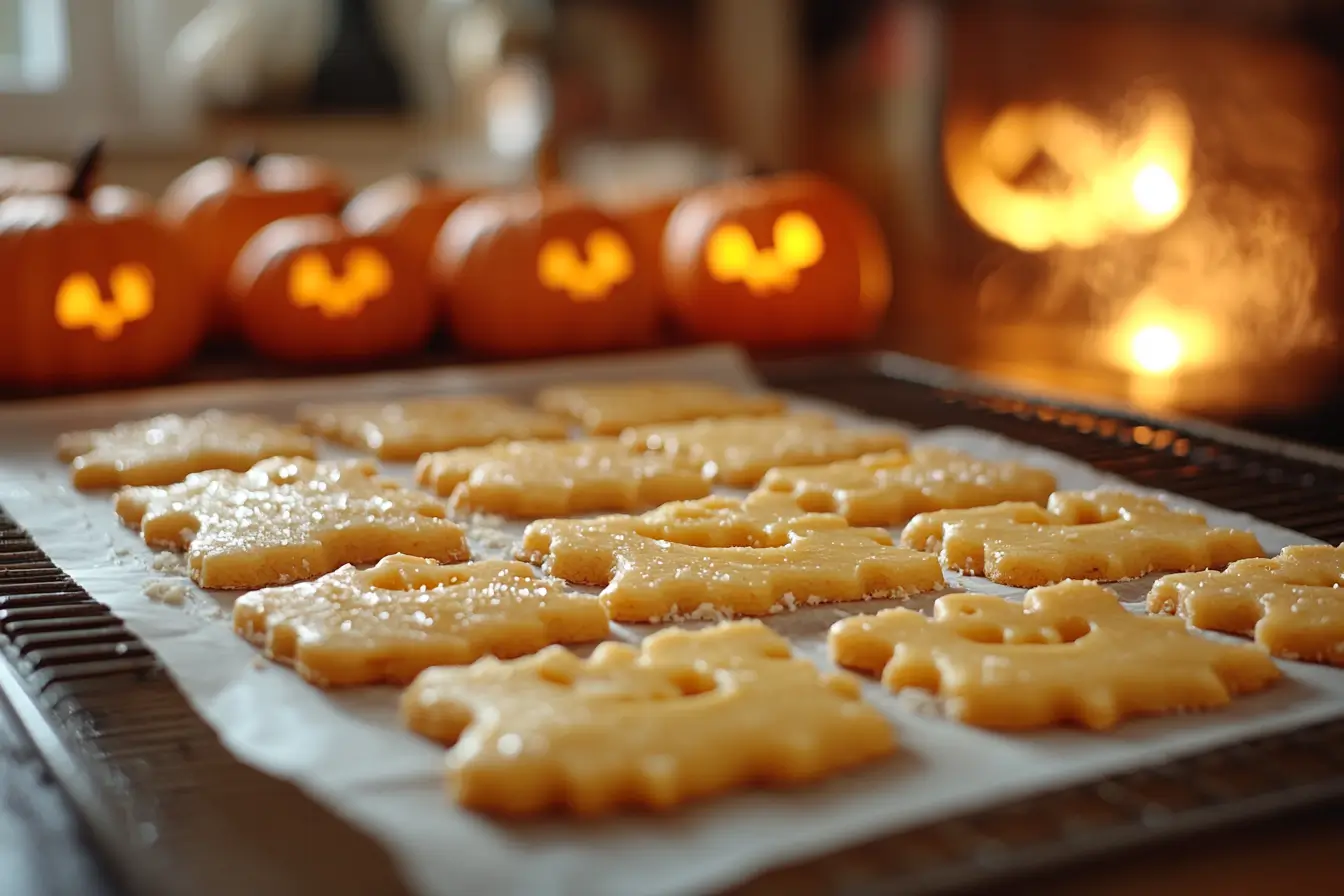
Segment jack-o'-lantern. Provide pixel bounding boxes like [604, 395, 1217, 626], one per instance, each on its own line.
[0, 142, 208, 391]
[342, 170, 475, 277]
[662, 173, 892, 347]
[0, 157, 70, 198]
[229, 215, 432, 364]
[434, 189, 659, 358]
[160, 148, 348, 335]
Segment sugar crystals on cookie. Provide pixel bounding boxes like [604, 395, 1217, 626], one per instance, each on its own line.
[402, 620, 896, 816]
[115, 457, 469, 589]
[536, 380, 786, 434]
[56, 410, 316, 490]
[235, 554, 609, 686]
[830, 581, 1281, 730]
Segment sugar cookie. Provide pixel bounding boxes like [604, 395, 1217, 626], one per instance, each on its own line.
[402, 619, 895, 816]
[115, 457, 468, 589]
[415, 438, 712, 518]
[757, 446, 1057, 526]
[234, 554, 609, 686]
[902, 489, 1262, 587]
[535, 380, 786, 434]
[623, 414, 908, 487]
[1149, 543, 1344, 666]
[56, 411, 316, 490]
[830, 580, 1281, 730]
[297, 396, 571, 461]
[518, 491, 892, 586]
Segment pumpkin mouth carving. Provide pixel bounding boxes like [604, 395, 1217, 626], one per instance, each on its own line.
[705, 211, 825, 296]
[55, 264, 155, 341]
[536, 228, 634, 303]
[288, 247, 393, 319]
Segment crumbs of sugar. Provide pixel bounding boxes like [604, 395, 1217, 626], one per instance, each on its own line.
[151, 552, 189, 576]
[894, 689, 944, 718]
[143, 579, 188, 606]
[652, 603, 735, 624]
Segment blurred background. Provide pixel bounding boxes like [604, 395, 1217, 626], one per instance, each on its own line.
[4, 0, 1344, 448]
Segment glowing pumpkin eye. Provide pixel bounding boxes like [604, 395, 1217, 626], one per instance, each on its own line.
[538, 230, 634, 302]
[288, 248, 392, 318]
[706, 224, 757, 280]
[55, 264, 156, 341]
[772, 211, 824, 268]
[585, 228, 633, 281]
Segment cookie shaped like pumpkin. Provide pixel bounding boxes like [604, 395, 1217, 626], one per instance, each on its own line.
[229, 214, 433, 364]
[0, 141, 208, 390]
[663, 173, 892, 347]
[434, 188, 659, 359]
[160, 149, 348, 334]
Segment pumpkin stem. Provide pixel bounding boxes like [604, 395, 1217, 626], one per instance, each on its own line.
[413, 165, 439, 185]
[746, 162, 777, 179]
[237, 145, 265, 172]
[67, 138, 105, 202]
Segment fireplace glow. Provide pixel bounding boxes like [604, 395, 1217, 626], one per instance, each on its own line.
[1129, 324, 1182, 375]
[944, 91, 1194, 252]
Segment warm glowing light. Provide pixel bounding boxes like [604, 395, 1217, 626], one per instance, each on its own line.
[55, 265, 155, 340]
[1129, 325, 1183, 374]
[289, 248, 392, 318]
[537, 229, 634, 302]
[1131, 164, 1181, 217]
[705, 211, 825, 295]
[944, 90, 1194, 252]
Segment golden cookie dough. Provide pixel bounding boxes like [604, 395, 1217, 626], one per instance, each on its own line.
[536, 380, 786, 434]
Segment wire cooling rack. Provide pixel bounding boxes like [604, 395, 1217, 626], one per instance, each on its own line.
[1, 350, 1342, 896]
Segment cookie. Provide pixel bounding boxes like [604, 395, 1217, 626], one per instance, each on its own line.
[296, 396, 571, 461]
[757, 446, 1058, 526]
[535, 380, 786, 435]
[234, 554, 609, 686]
[55, 411, 316, 490]
[1149, 543, 1344, 666]
[519, 490, 892, 585]
[115, 457, 469, 589]
[401, 619, 895, 816]
[622, 414, 908, 488]
[415, 438, 712, 518]
[901, 489, 1262, 587]
[830, 580, 1281, 730]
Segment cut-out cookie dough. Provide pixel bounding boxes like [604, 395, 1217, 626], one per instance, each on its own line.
[55, 411, 316, 490]
[115, 457, 469, 590]
[901, 489, 1262, 587]
[296, 396, 571, 461]
[622, 414, 908, 488]
[401, 619, 895, 816]
[234, 554, 609, 686]
[535, 380, 786, 435]
[830, 580, 1281, 730]
[519, 492, 940, 621]
[519, 491, 893, 585]
[757, 446, 1057, 527]
[1149, 543, 1344, 667]
[415, 438, 712, 518]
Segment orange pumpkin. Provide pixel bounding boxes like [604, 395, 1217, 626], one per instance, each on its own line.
[663, 173, 892, 347]
[0, 156, 70, 198]
[434, 188, 659, 358]
[342, 170, 475, 276]
[160, 149, 348, 334]
[0, 142, 207, 390]
[229, 215, 432, 364]
[606, 191, 680, 305]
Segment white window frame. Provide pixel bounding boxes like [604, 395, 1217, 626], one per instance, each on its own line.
[0, 0, 203, 156]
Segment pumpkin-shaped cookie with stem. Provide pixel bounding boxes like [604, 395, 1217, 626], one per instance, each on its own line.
[160, 148, 348, 334]
[434, 186, 658, 358]
[229, 214, 433, 365]
[0, 141, 208, 390]
[342, 169, 475, 277]
[663, 172, 892, 347]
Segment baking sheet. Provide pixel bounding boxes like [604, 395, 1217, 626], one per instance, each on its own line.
[1, 344, 1342, 896]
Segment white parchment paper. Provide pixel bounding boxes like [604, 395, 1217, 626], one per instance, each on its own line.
[1, 345, 1341, 896]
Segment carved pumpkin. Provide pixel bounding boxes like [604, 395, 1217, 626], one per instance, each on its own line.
[434, 189, 659, 358]
[229, 215, 432, 364]
[160, 149, 348, 334]
[0, 142, 207, 390]
[662, 173, 892, 347]
[342, 170, 475, 276]
[0, 157, 70, 198]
